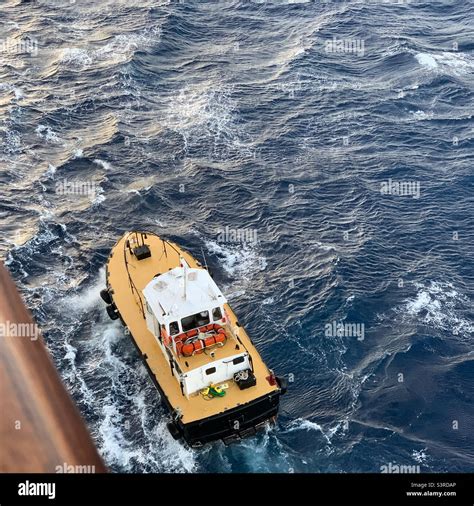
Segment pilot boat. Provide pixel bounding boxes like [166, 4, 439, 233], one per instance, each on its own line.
[101, 231, 287, 447]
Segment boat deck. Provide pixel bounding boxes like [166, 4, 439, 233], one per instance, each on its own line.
[106, 232, 279, 424]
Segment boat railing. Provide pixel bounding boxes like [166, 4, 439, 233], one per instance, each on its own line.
[123, 236, 146, 319]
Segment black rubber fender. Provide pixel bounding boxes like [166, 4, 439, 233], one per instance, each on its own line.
[100, 289, 112, 304]
[276, 376, 288, 395]
[106, 304, 120, 321]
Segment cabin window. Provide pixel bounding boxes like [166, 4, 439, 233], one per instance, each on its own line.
[181, 311, 210, 332]
[212, 307, 223, 321]
[233, 356, 245, 365]
[169, 321, 179, 335]
[205, 367, 216, 375]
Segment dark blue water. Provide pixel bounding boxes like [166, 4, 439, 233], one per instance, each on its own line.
[1, 0, 473, 473]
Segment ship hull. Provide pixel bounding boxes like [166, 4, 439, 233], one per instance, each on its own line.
[178, 390, 281, 447]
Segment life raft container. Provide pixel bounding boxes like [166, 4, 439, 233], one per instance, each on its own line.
[175, 324, 227, 356]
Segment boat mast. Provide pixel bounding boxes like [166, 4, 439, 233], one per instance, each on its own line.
[181, 256, 187, 300]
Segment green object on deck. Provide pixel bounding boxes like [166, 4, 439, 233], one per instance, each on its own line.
[209, 385, 226, 398]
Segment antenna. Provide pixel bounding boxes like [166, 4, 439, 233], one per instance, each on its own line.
[200, 246, 209, 271]
[180, 256, 187, 300]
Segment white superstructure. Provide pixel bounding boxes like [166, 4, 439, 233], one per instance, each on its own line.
[143, 262, 227, 328]
[142, 263, 251, 397]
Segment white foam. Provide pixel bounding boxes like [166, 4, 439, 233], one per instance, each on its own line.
[65, 268, 106, 313]
[415, 53, 438, 69]
[0, 83, 23, 100]
[62, 339, 97, 406]
[436, 52, 474, 70]
[98, 403, 142, 469]
[225, 289, 246, 300]
[410, 109, 434, 121]
[415, 51, 474, 77]
[59, 28, 161, 68]
[93, 159, 112, 171]
[64, 342, 77, 362]
[205, 239, 267, 278]
[165, 84, 231, 131]
[403, 281, 473, 337]
[94, 329, 197, 471]
[288, 418, 325, 432]
[163, 82, 252, 158]
[3, 129, 22, 154]
[60, 48, 93, 66]
[92, 186, 106, 205]
[46, 164, 57, 178]
[36, 124, 62, 144]
[412, 448, 428, 464]
[286, 418, 333, 445]
[285, 418, 346, 445]
[148, 421, 197, 473]
[58, 271, 198, 472]
[13, 87, 23, 100]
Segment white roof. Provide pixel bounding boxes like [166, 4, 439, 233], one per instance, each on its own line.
[142, 266, 227, 325]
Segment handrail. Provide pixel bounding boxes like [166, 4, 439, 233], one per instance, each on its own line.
[123, 233, 146, 319]
[0, 262, 107, 473]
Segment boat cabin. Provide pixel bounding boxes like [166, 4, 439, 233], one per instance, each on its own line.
[142, 261, 252, 397]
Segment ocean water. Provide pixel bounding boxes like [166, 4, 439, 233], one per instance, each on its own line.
[1, 0, 473, 473]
